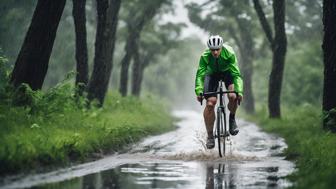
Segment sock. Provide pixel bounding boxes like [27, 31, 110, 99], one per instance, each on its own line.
[229, 113, 235, 119]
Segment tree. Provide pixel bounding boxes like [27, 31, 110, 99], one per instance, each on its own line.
[281, 1, 323, 107]
[223, 1, 256, 114]
[10, 0, 66, 90]
[286, 0, 322, 42]
[131, 43, 148, 97]
[72, 0, 89, 96]
[141, 37, 203, 106]
[87, 0, 121, 105]
[131, 22, 183, 96]
[119, 0, 168, 96]
[253, 0, 287, 118]
[0, 0, 37, 61]
[322, 0, 336, 130]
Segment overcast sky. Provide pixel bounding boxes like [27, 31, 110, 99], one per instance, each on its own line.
[162, 0, 209, 43]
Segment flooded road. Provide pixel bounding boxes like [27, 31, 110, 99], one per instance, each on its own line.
[0, 110, 295, 189]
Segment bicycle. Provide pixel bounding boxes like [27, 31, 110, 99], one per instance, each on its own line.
[200, 80, 239, 157]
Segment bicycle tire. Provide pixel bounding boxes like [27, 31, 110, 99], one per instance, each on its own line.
[216, 107, 223, 157]
[221, 107, 226, 156]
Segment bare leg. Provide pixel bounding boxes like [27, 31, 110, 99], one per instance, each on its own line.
[227, 84, 239, 135]
[227, 84, 238, 113]
[203, 97, 217, 137]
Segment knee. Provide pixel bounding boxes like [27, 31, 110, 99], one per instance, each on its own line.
[206, 97, 217, 109]
[228, 93, 237, 102]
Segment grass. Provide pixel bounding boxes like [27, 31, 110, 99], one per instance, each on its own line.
[0, 87, 174, 175]
[242, 105, 336, 189]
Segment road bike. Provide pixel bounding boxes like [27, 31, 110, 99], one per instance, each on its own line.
[200, 80, 238, 157]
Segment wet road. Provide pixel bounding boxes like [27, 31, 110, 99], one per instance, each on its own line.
[0, 110, 295, 189]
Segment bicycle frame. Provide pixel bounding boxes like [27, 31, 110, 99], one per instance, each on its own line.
[201, 79, 238, 157]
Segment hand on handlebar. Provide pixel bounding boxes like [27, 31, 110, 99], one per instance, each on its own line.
[197, 96, 202, 102]
[197, 93, 204, 105]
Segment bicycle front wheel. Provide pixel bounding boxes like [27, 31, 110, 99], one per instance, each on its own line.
[221, 107, 226, 156]
[216, 107, 225, 157]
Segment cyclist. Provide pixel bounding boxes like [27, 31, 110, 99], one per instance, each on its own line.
[195, 35, 243, 149]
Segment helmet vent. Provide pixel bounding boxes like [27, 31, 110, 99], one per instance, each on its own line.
[207, 35, 223, 50]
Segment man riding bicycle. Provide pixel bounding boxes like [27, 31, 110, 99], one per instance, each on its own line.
[195, 35, 243, 149]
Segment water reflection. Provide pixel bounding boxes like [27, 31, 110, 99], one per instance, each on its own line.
[205, 163, 236, 189]
[36, 163, 193, 189]
[33, 161, 287, 189]
[205, 162, 284, 189]
[34, 169, 121, 189]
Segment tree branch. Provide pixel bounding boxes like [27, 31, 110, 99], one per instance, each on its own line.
[252, 0, 273, 45]
[227, 26, 242, 51]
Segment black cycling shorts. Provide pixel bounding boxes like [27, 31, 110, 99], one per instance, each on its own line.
[203, 72, 233, 99]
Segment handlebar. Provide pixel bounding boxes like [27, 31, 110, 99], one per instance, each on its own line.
[199, 91, 241, 106]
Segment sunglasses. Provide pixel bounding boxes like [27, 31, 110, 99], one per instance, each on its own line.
[210, 48, 220, 52]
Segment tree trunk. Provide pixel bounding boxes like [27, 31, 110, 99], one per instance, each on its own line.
[119, 28, 138, 96]
[73, 0, 89, 96]
[119, 2, 164, 97]
[268, 0, 287, 118]
[131, 45, 147, 97]
[131, 58, 147, 97]
[10, 0, 66, 90]
[253, 0, 287, 118]
[322, 0, 336, 111]
[87, 0, 121, 105]
[132, 45, 142, 97]
[322, 0, 336, 130]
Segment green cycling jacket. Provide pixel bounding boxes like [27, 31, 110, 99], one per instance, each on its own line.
[195, 44, 243, 96]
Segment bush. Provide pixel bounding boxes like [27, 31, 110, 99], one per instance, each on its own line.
[324, 108, 336, 132]
[0, 78, 174, 174]
[0, 53, 11, 101]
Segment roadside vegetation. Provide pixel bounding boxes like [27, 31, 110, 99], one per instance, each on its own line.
[1, 1, 336, 188]
[0, 58, 174, 175]
[242, 105, 336, 189]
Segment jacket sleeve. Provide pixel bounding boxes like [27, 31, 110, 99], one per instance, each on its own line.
[228, 54, 243, 96]
[195, 55, 207, 96]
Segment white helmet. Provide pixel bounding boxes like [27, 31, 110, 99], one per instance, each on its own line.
[207, 35, 223, 49]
